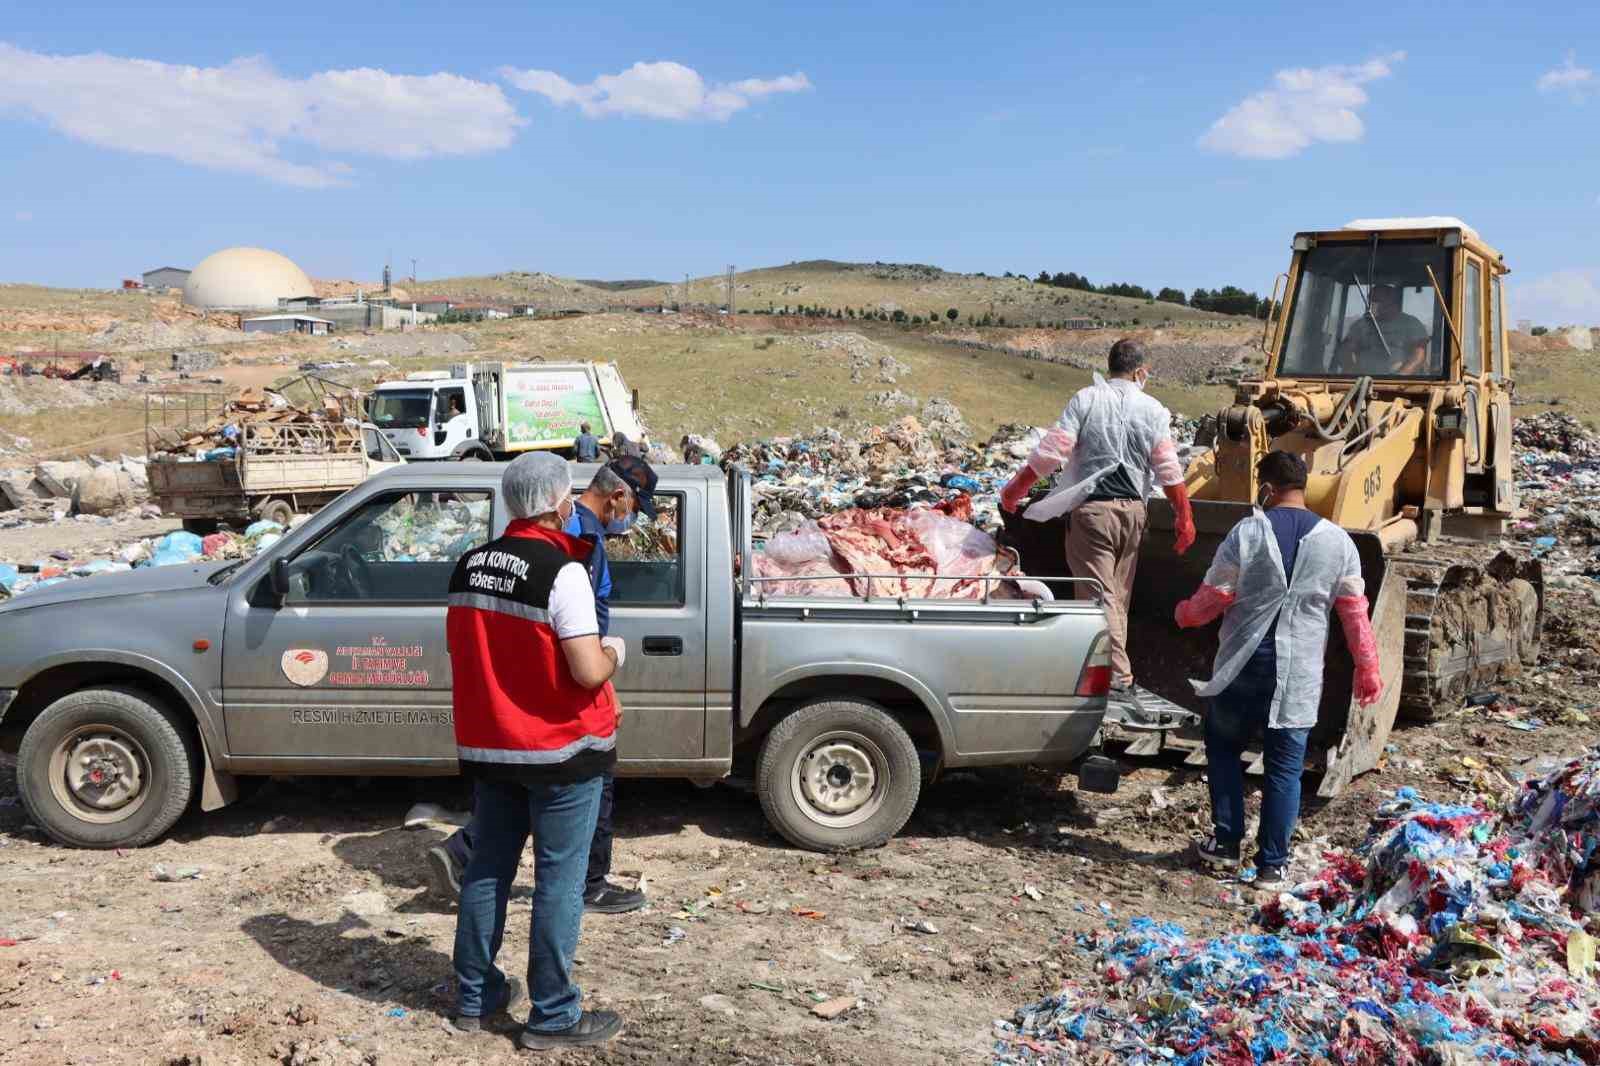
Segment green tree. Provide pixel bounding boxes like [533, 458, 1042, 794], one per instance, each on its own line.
[1157, 287, 1187, 306]
[946, 307, 959, 322]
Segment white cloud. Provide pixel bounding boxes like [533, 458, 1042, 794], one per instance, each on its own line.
[500, 61, 811, 121]
[1199, 52, 1404, 160]
[0, 43, 523, 187]
[13, 210, 32, 223]
[1537, 53, 1593, 99]
[1513, 269, 1600, 326]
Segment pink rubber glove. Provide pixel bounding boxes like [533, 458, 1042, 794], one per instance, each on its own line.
[1164, 483, 1195, 556]
[1335, 595, 1382, 706]
[1175, 584, 1236, 628]
[1000, 467, 1039, 513]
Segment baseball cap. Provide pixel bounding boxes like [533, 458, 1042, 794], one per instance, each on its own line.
[606, 454, 657, 519]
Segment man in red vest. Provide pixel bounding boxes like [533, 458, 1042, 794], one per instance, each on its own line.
[446, 452, 626, 1050]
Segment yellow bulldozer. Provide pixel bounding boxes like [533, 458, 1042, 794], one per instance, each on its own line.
[1005, 217, 1544, 796]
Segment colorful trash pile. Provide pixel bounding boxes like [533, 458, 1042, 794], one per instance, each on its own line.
[146, 373, 366, 461]
[721, 406, 1042, 538]
[0, 522, 289, 599]
[995, 749, 1600, 1065]
[752, 496, 1049, 600]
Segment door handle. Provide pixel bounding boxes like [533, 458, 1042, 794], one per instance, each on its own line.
[642, 636, 683, 656]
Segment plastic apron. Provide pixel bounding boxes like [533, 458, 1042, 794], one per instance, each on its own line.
[1024, 374, 1170, 523]
[1191, 511, 1364, 729]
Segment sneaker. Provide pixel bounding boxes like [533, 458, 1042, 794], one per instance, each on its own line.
[1195, 835, 1241, 870]
[451, 976, 523, 1033]
[1252, 865, 1291, 892]
[426, 845, 463, 899]
[584, 881, 646, 914]
[517, 1009, 624, 1049]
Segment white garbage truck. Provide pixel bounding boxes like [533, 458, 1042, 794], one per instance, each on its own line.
[367, 361, 645, 461]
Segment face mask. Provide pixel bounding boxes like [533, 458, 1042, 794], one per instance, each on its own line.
[1134, 370, 1150, 391]
[605, 511, 638, 536]
[1257, 483, 1274, 508]
[557, 499, 575, 525]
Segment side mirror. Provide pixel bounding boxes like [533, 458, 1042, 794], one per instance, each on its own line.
[270, 557, 290, 601]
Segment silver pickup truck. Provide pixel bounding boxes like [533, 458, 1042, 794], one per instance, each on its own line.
[0, 465, 1114, 853]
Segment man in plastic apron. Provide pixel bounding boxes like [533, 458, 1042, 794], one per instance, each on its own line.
[1174, 451, 1383, 890]
[1001, 338, 1195, 709]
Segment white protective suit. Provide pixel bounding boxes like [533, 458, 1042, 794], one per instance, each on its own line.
[1191, 510, 1365, 729]
[1023, 374, 1181, 522]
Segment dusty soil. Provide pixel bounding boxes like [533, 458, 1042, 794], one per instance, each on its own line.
[0, 511, 180, 564]
[2, 584, 1592, 1066]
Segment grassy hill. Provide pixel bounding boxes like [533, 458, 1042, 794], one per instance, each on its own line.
[413, 260, 1237, 328]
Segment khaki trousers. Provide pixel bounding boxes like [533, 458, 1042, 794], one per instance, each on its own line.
[1065, 499, 1147, 687]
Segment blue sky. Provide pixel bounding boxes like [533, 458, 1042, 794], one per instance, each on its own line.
[1, 2, 1596, 324]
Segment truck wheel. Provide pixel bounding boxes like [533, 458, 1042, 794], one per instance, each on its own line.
[17, 687, 197, 849]
[756, 700, 921, 852]
[258, 499, 294, 527]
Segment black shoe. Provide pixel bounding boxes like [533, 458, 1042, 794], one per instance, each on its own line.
[426, 845, 463, 899]
[584, 882, 646, 914]
[517, 1009, 624, 1049]
[1252, 865, 1291, 892]
[1195, 835, 1241, 870]
[451, 976, 523, 1032]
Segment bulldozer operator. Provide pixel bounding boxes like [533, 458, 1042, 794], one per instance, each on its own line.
[1333, 284, 1432, 376]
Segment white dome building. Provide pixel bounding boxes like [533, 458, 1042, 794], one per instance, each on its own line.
[182, 247, 315, 311]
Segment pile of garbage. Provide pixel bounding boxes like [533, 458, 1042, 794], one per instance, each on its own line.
[996, 750, 1600, 1064]
[0, 521, 288, 599]
[1512, 413, 1600, 582]
[722, 405, 1036, 539]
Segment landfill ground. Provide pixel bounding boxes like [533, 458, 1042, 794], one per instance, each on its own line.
[1, 577, 1594, 1066]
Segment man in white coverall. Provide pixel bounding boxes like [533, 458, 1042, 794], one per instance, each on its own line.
[1174, 451, 1383, 890]
[1000, 339, 1195, 706]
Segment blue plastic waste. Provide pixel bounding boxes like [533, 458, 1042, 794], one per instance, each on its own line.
[941, 473, 982, 492]
[244, 520, 284, 539]
[203, 447, 237, 461]
[0, 563, 16, 592]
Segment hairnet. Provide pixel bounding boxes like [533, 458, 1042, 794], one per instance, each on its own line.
[503, 452, 571, 519]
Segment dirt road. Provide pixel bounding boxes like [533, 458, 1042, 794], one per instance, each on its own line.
[3, 674, 1590, 1066]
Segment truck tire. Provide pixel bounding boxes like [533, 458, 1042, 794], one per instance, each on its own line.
[756, 700, 921, 852]
[258, 499, 294, 528]
[17, 687, 198, 849]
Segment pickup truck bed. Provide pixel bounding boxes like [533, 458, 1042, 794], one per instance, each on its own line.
[0, 465, 1112, 852]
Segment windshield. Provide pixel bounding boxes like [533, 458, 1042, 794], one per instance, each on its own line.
[1277, 238, 1452, 379]
[370, 389, 432, 429]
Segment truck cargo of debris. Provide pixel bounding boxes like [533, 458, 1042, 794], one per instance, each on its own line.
[750, 497, 1050, 601]
[142, 377, 404, 532]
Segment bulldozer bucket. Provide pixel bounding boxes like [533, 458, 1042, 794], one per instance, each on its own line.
[999, 498, 1404, 797]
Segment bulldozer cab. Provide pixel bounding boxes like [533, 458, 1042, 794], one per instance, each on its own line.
[1268, 219, 1512, 387]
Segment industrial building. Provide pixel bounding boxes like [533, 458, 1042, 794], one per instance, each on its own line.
[141, 266, 190, 290]
[241, 313, 334, 336]
[184, 247, 315, 311]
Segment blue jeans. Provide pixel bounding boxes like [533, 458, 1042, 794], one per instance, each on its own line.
[453, 774, 604, 1031]
[1204, 659, 1310, 870]
[445, 770, 615, 895]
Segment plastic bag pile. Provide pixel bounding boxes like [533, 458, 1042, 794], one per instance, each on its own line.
[995, 749, 1600, 1065]
[0, 522, 289, 599]
[753, 497, 1049, 601]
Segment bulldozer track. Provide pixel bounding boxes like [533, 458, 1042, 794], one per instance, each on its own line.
[1392, 549, 1544, 721]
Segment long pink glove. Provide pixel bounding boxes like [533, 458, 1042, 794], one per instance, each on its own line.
[1164, 483, 1195, 556]
[1000, 467, 1039, 513]
[1175, 584, 1235, 628]
[1335, 595, 1382, 706]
